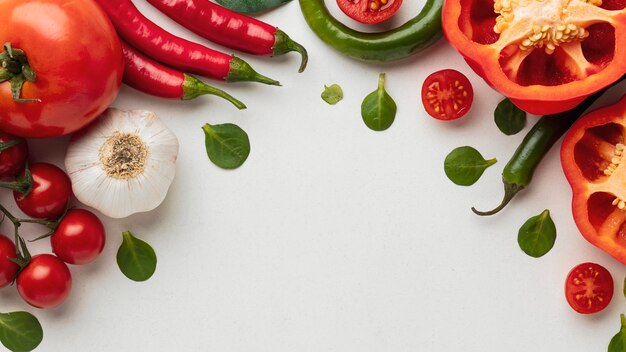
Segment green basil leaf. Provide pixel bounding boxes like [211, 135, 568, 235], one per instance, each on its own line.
[517, 209, 556, 258]
[609, 314, 626, 352]
[444, 146, 496, 186]
[321, 84, 343, 105]
[215, 0, 292, 13]
[117, 231, 157, 282]
[0, 311, 43, 352]
[494, 98, 526, 136]
[361, 73, 397, 131]
[202, 123, 250, 170]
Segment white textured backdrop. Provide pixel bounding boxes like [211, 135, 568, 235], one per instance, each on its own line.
[2, 0, 626, 351]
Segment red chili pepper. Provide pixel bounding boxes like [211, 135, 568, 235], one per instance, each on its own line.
[95, 0, 279, 85]
[121, 41, 246, 109]
[145, 0, 308, 73]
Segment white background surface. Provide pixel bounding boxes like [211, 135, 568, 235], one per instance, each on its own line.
[3, 0, 626, 351]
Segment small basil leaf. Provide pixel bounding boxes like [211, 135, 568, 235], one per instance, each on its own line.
[517, 209, 556, 258]
[361, 73, 397, 131]
[202, 123, 250, 170]
[0, 311, 43, 352]
[117, 231, 157, 282]
[444, 146, 496, 186]
[494, 98, 526, 136]
[321, 84, 343, 105]
[215, 0, 292, 13]
[609, 314, 626, 352]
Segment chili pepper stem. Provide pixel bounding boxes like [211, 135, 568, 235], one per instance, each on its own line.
[227, 56, 280, 86]
[182, 74, 247, 109]
[471, 181, 524, 216]
[272, 29, 309, 73]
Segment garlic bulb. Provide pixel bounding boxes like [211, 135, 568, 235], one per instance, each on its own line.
[65, 108, 179, 218]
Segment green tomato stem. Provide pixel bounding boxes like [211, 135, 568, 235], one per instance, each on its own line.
[0, 138, 23, 153]
[0, 166, 33, 197]
[0, 42, 40, 103]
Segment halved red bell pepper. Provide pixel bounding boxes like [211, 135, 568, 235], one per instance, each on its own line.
[442, 0, 626, 115]
[561, 95, 626, 264]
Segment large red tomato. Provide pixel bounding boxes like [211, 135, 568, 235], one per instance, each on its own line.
[0, 0, 123, 138]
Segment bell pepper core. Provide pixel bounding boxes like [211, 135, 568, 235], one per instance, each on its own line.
[442, 0, 626, 115]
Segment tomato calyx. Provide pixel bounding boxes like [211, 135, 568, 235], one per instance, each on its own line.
[0, 164, 32, 197]
[0, 42, 40, 104]
[0, 138, 23, 154]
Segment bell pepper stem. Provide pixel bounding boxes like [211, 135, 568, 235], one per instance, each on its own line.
[471, 181, 524, 216]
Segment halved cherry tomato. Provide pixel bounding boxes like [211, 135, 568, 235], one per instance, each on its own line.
[421, 69, 474, 121]
[336, 0, 403, 24]
[564, 262, 613, 314]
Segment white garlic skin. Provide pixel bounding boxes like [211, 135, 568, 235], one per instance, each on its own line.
[65, 108, 179, 218]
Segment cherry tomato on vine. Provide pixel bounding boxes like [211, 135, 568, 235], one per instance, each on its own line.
[564, 262, 613, 314]
[51, 209, 106, 265]
[17, 254, 72, 309]
[0, 131, 28, 179]
[14, 163, 72, 219]
[336, 0, 403, 24]
[421, 69, 474, 121]
[0, 235, 19, 288]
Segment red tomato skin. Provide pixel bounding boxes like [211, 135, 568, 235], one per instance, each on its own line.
[564, 262, 613, 314]
[52, 209, 106, 265]
[0, 0, 124, 138]
[0, 235, 19, 288]
[336, 0, 403, 24]
[14, 163, 72, 219]
[0, 131, 28, 179]
[17, 254, 72, 309]
[421, 69, 474, 121]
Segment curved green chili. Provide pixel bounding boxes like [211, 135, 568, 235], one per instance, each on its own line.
[299, 0, 443, 62]
[472, 76, 626, 216]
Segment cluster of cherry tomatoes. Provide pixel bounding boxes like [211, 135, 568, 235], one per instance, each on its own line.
[0, 131, 106, 309]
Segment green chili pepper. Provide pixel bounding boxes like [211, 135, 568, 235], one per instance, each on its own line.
[298, 0, 443, 62]
[472, 77, 626, 216]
